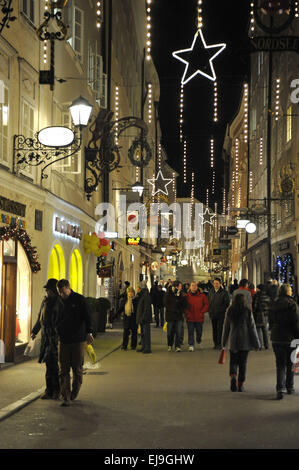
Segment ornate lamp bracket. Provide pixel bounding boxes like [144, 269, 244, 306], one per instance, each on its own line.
[0, 1, 16, 35]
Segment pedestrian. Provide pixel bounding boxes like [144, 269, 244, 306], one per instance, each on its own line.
[182, 282, 190, 294]
[253, 284, 270, 350]
[164, 280, 185, 352]
[56, 279, 94, 407]
[268, 284, 299, 399]
[229, 279, 239, 297]
[31, 278, 62, 400]
[222, 293, 260, 392]
[150, 281, 164, 327]
[185, 282, 209, 351]
[136, 280, 152, 354]
[120, 287, 138, 350]
[208, 278, 230, 349]
[178, 281, 185, 346]
[266, 279, 279, 302]
[232, 279, 252, 310]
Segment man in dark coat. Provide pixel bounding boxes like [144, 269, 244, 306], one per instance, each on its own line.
[208, 278, 230, 349]
[253, 284, 270, 349]
[56, 279, 94, 406]
[31, 278, 62, 400]
[164, 281, 186, 352]
[150, 281, 165, 327]
[136, 281, 152, 354]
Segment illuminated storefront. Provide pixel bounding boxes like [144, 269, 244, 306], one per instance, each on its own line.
[48, 243, 66, 280]
[70, 248, 83, 294]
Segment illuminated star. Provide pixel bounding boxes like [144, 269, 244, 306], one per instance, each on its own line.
[199, 208, 216, 225]
[148, 170, 172, 196]
[172, 29, 226, 85]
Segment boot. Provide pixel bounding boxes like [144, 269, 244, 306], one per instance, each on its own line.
[238, 382, 245, 392]
[230, 375, 237, 392]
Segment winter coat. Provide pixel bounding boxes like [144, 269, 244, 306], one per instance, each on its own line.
[184, 291, 209, 323]
[208, 287, 230, 319]
[268, 295, 299, 344]
[222, 307, 260, 352]
[56, 291, 93, 344]
[253, 290, 270, 326]
[164, 290, 185, 322]
[150, 285, 164, 306]
[232, 287, 252, 310]
[31, 295, 62, 363]
[136, 288, 152, 324]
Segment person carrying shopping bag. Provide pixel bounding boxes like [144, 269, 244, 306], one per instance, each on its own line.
[222, 293, 260, 392]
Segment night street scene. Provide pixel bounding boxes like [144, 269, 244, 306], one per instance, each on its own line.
[0, 0, 299, 459]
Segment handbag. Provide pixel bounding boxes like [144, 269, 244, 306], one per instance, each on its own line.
[163, 322, 168, 332]
[218, 348, 226, 364]
[24, 338, 40, 358]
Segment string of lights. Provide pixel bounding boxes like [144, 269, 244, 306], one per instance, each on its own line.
[179, 84, 184, 142]
[183, 139, 187, 184]
[210, 138, 214, 169]
[212, 169, 216, 195]
[222, 188, 226, 215]
[295, 1, 299, 18]
[96, 1, 102, 29]
[148, 83, 153, 124]
[197, 0, 203, 30]
[115, 86, 119, 146]
[232, 171, 235, 207]
[250, 2, 255, 37]
[206, 187, 209, 207]
[243, 83, 249, 143]
[259, 137, 263, 165]
[275, 78, 280, 121]
[146, 0, 152, 61]
[249, 170, 253, 193]
[191, 171, 195, 219]
[213, 81, 218, 122]
[43, 0, 49, 65]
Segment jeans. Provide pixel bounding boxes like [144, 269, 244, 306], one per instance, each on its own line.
[58, 341, 85, 401]
[153, 305, 164, 326]
[187, 322, 203, 346]
[229, 350, 249, 384]
[272, 343, 295, 392]
[257, 325, 269, 349]
[211, 316, 225, 348]
[167, 320, 183, 348]
[122, 316, 137, 349]
[45, 353, 60, 395]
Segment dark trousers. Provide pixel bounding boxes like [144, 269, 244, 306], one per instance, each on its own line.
[211, 316, 225, 348]
[229, 350, 249, 384]
[257, 325, 269, 349]
[45, 354, 60, 395]
[272, 343, 295, 392]
[167, 320, 183, 348]
[187, 322, 203, 346]
[141, 323, 151, 352]
[153, 305, 164, 326]
[58, 342, 85, 401]
[122, 316, 137, 349]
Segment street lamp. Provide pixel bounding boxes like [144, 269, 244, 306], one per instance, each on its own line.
[245, 222, 257, 234]
[69, 96, 93, 128]
[161, 246, 167, 253]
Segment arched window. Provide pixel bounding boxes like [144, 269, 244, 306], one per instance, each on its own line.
[48, 244, 65, 280]
[70, 249, 83, 294]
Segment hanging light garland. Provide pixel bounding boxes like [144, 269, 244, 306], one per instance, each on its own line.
[259, 137, 263, 165]
[275, 78, 280, 121]
[210, 138, 214, 169]
[146, 0, 152, 61]
[212, 170, 216, 195]
[197, 0, 203, 29]
[222, 188, 226, 215]
[206, 188, 209, 207]
[249, 171, 253, 193]
[148, 83, 152, 124]
[183, 139, 187, 184]
[250, 2, 255, 37]
[295, 1, 299, 18]
[115, 86, 119, 145]
[96, 1, 102, 29]
[173, 171, 177, 203]
[232, 171, 235, 207]
[191, 171, 195, 220]
[213, 81, 218, 122]
[43, 0, 50, 65]
[179, 84, 184, 142]
[243, 83, 249, 143]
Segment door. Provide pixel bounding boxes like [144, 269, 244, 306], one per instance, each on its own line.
[2, 262, 17, 362]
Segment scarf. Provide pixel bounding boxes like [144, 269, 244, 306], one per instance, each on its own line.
[125, 297, 134, 316]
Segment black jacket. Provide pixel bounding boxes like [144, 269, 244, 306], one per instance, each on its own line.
[164, 290, 185, 322]
[136, 288, 152, 324]
[32, 295, 62, 363]
[208, 287, 230, 319]
[57, 291, 93, 344]
[253, 290, 270, 326]
[150, 285, 164, 306]
[268, 295, 299, 343]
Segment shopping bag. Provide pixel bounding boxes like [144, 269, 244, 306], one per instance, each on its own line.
[292, 346, 299, 373]
[137, 324, 141, 335]
[218, 348, 226, 364]
[24, 338, 40, 358]
[163, 322, 168, 332]
[85, 344, 97, 364]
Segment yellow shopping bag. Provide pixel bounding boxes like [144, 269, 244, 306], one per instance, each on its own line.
[86, 344, 97, 364]
[163, 322, 167, 332]
[137, 324, 141, 335]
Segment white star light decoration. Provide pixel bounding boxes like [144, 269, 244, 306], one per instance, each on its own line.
[172, 29, 226, 85]
[199, 207, 216, 225]
[148, 170, 172, 196]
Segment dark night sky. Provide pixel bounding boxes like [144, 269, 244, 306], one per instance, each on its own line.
[151, 0, 251, 208]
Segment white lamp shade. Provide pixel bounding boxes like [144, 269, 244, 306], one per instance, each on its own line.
[69, 96, 93, 127]
[38, 126, 75, 147]
[161, 246, 166, 253]
[245, 222, 257, 234]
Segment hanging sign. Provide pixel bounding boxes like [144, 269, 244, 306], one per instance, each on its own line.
[97, 264, 113, 278]
[250, 36, 299, 53]
[126, 236, 141, 246]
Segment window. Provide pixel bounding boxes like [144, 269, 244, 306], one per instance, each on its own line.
[22, 0, 35, 24]
[0, 84, 9, 165]
[48, 244, 65, 280]
[287, 105, 292, 142]
[21, 99, 34, 176]
[70, 249, 83, 294]
[67, 6, 84, 62]
[53, 110, 81, 175]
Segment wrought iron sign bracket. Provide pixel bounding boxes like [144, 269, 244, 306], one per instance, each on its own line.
[0, 1, 16, 35]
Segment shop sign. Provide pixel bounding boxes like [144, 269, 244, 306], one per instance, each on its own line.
[1, 213, 26, 228]
[250, 36, 299, 53]
[126, 236, 141, 246]
[0, 196, 26, 217]
[54, 216, 82, 240]
[97, 264, 113, 278]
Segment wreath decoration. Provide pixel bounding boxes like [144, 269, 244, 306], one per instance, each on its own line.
[0, 225, 41, 272]
[128, 137, 152, 167]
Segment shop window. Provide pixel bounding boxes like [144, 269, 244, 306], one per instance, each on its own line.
[70, 249, 83, 294]
[16, 242, 32, 345]
[48, 244, 65, 280]
[0, 84, 9, 165]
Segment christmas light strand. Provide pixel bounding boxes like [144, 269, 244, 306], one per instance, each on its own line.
[183, 140, 187, 184]
[146, 0, 152, 61]
[250, 2, 255, 36]
[212, 169, 216, 195]
[213, 81, 218, 122]
[179, 84, 184, 142]
[232, 171, 235, 207]
[197, 0, 203, 30]
[243, 83, 249, 143]
[148, 83, 152, 124]
[115, 86, 119, 145]
[249, 171, 253, 193]
[210, 138, 214, 168]
[295, 1, 299, 18]
[191, 171, 195, 219]
[222, 188, 226, 215]
[259, 137, 263, 165]
[96, 1, 102, 29]
[275, 78, 280, 121]
[206, 188, 209, 207]
[43, 0, 49, 64]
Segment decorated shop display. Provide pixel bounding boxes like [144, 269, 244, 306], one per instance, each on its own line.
[0, 225, 41, 272]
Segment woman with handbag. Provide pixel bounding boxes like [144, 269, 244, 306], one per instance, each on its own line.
[222, 294, 260, 392]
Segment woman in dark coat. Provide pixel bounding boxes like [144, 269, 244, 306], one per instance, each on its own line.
[136, 281, 152, 354]
[120, 287, 138, 350]
[268, 284, 299, 399]
[31, 278, 62, 400]
[222, 294, 260, 392]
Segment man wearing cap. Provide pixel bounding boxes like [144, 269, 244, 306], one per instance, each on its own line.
[31, 279, 62, 400]
[136, 280, 152, 353]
